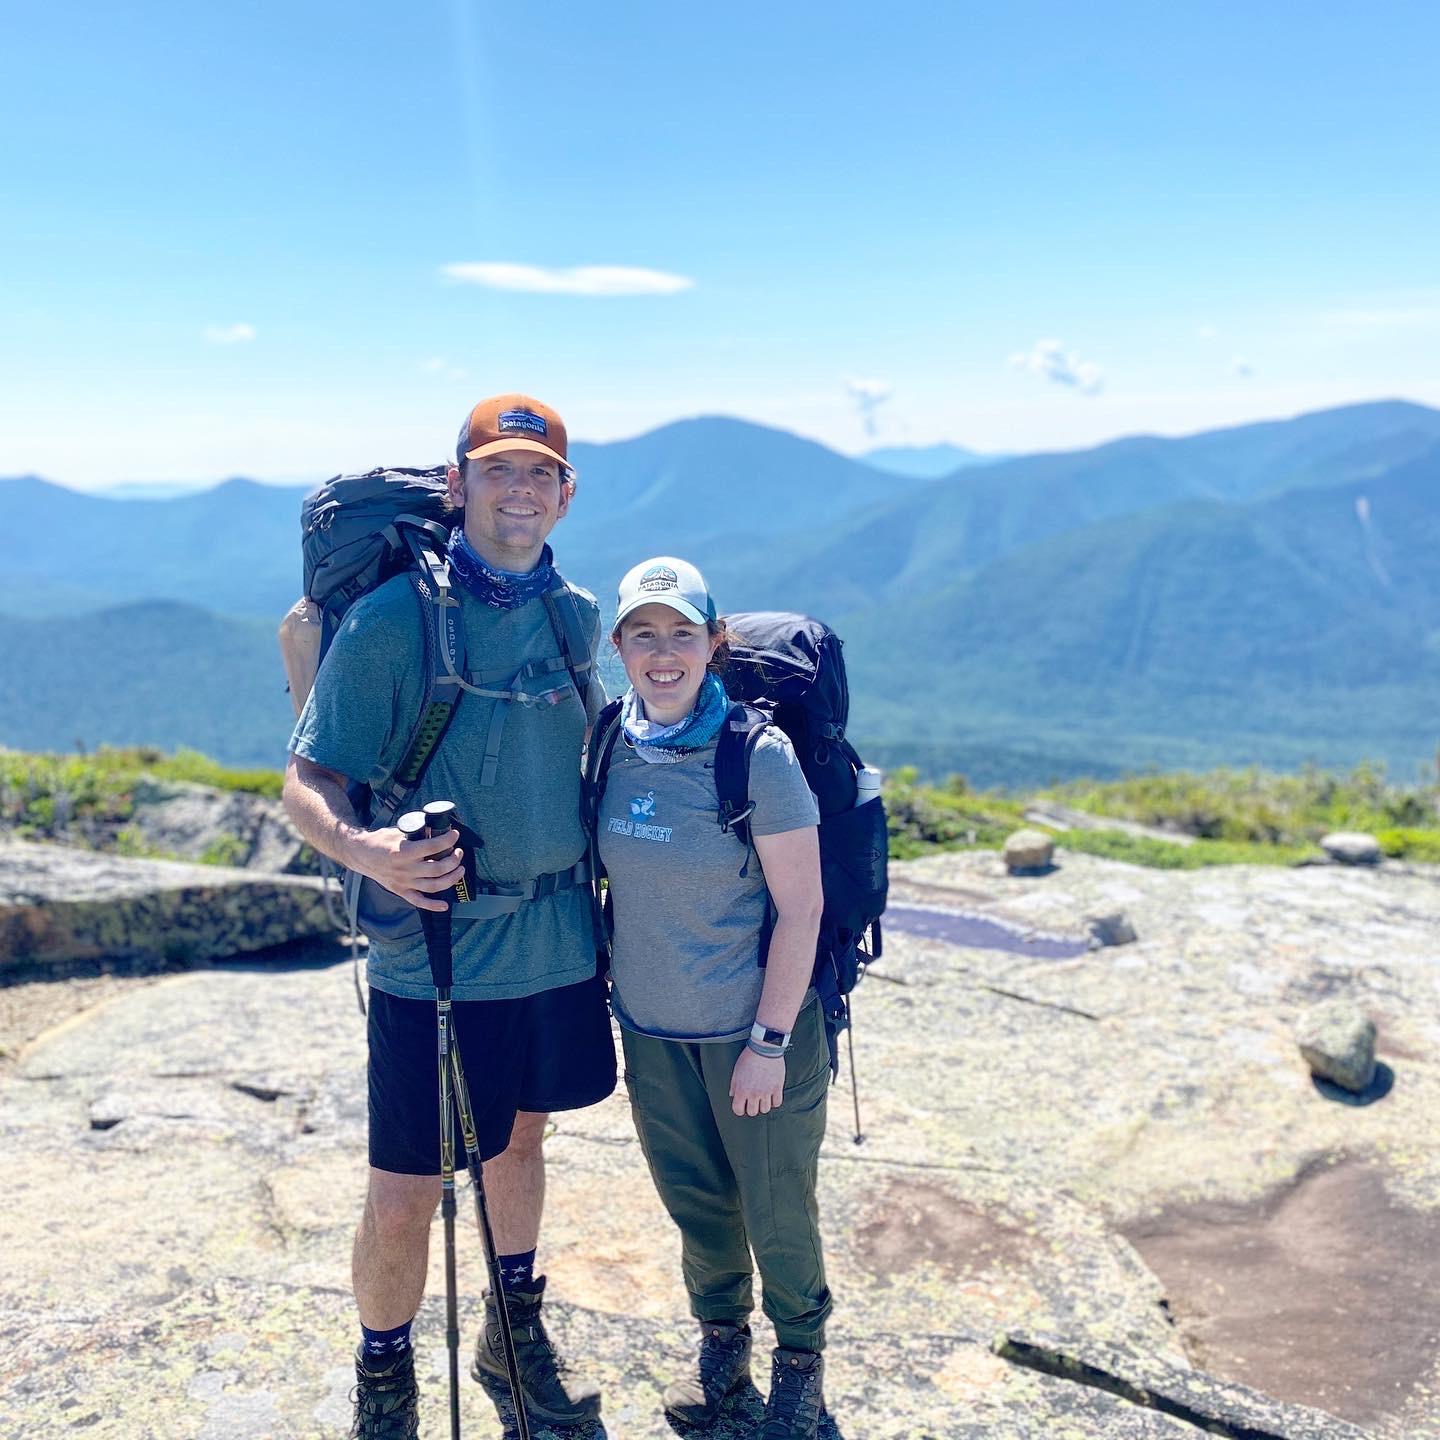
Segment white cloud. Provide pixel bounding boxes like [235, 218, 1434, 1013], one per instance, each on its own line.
[845, 377, 893, 436]
[202, 323, 256, 345]
[440, 262, 695, 296]
[1232, 356, 1254, 377]
[1008, 338, 1103, 395]
[1197, 324, 1218, 340]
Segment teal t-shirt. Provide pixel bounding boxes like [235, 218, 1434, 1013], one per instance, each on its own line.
[290, 572, 606, 1001]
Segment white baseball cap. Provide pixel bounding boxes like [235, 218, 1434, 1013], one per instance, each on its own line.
[614, 556, 718, 628]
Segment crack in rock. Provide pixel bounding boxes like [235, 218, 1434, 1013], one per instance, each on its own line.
[977, 983, 1103, 1021]
[993, 1330, 1373, 1439]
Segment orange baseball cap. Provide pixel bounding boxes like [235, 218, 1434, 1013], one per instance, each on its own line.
[456, 393, 571, 474]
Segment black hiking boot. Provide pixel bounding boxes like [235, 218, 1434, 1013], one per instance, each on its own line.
[756, 1347, 825, 1440]
[663, 1320, 753, 1425]
[471, 1275, 602, 1425]
[349, 1346, 419, 1440]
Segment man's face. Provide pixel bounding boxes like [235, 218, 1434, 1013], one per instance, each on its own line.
[446, 449, 572, 567]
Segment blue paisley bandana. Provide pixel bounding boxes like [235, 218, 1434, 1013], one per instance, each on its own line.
[447, 528, 555, 610]
[622, 672, 730, 764]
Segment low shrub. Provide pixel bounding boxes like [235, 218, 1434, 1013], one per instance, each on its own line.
[1044, 762, 1438, 846]
[1054, 829, 1319, 870]
[1375, 827, 1440, 863]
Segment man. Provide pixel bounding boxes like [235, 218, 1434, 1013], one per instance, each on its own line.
[283, 395, 614, 1438]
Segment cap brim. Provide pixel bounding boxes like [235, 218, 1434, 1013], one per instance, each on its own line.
[614, 594, 709, 627]
[463, 437, 571, 471]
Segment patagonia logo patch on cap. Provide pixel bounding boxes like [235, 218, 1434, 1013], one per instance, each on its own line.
[498, 409, 548, 437]
[638, 565, 679, 592]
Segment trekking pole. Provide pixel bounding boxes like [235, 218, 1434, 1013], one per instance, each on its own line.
[846, 1004, 864, 1145]
[421, 801, 532, 1440]
[400, 809, 464, 1440]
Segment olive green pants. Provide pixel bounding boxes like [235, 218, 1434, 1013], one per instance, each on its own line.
[620, 1000, 833, 1352]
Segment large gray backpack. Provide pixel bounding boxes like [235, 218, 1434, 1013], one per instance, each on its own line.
[293, 464, 595, 944]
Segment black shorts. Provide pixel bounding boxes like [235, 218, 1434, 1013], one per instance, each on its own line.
[367, 974, 617, 1173]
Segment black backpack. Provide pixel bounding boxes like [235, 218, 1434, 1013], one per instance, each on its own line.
[296, 465, 596, 943]
[584, 611, 888, 1049]
[302, 465, 455, 662]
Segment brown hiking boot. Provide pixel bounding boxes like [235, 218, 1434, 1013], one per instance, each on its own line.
[349, 1346, 419, 1440]
[471, 1275, 602, 1425]
[663, 1321, 753, 1425]
[756, 1347, 825, 1440]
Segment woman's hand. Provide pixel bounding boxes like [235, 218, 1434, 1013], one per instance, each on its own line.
[729, 1047, 786, 1117]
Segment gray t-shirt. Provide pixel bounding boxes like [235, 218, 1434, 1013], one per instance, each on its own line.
[598, 728, 820, 1041]
[290, 572, 606, 1002]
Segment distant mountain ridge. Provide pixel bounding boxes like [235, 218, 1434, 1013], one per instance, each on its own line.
[3, 399, 1439, 783]
[0, 602, 284, 764]
[859, 442, 1007, 478]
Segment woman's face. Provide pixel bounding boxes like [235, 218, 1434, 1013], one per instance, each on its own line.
[616, 603, 720, 724]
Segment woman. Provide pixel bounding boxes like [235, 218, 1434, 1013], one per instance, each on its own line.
[592, 556, 832, 1440]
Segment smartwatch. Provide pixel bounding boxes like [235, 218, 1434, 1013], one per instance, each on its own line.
[749, 1020, 792, 1056]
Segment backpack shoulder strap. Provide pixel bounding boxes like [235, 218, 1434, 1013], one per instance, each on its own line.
[583, 697, 625, 828]
[582, 697, 626, 971]
[715, 701, 780, 967]
[367, 542, 468, 819]
[714, 702, 771, 852]
[542, 573, 596, 710]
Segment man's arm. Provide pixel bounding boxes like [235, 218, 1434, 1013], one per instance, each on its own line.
[283, 752, 463, 912]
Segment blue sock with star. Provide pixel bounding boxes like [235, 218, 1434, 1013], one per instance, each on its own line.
[360, 1318, 414, 1368]
[497, 1248, 537, 1294]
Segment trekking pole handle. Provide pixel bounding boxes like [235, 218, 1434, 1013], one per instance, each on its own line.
[400, 808, 455, 992]
[423, 799, 459, 850]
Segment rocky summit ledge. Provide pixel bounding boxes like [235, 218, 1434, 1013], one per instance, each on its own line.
[2, 846, 1438, 1437]
[995, 1330, 1373, 1440]
[0, 837, 336, 971]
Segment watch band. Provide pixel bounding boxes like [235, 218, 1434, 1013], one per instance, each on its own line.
[749, 1020, 791, 1055]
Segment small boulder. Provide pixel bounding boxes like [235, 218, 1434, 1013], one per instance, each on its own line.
[1003, 829, 1055, 874]
[1296, 1001, 1377, 1092]
[1320, 831, 1382, 866]
[129, 779, 312, 874]
[1086, 911, 1137, 948]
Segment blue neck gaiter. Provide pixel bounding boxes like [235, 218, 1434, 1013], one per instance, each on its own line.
[622, 672, 731, 764]
[447, 528, 554, 610]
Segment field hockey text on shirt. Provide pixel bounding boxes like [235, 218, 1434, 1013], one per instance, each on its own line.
[606, 816, 675, 843]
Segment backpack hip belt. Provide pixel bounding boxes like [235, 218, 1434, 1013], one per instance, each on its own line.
[344, 856, 590, 933]
[447, 856, 591, 920]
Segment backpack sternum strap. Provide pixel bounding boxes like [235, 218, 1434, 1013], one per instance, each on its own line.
[420, 569, 594, 789]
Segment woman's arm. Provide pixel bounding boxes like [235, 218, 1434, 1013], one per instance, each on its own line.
[729, 824, 823, 1117]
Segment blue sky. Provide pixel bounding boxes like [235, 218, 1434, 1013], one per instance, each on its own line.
[3, 1, 1438, 487]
